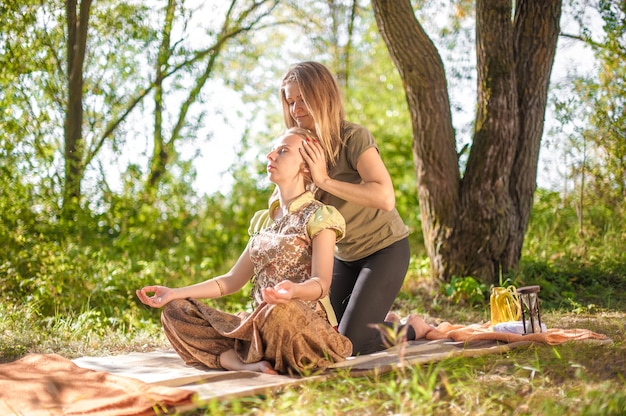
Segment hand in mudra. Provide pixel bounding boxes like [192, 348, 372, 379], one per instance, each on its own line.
[136, 285, 172, 308]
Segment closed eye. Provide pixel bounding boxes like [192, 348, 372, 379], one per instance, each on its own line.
[270, 145, 289, 155]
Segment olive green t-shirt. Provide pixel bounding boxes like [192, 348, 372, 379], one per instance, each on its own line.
[317, 121, 409, 261]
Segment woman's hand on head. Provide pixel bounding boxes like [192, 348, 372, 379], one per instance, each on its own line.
[136, 285, 172, 308]
[262, 280, 295, 304]
[300, 139, 330, 186]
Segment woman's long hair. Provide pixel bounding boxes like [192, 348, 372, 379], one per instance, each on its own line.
[279, 61, 345, 167]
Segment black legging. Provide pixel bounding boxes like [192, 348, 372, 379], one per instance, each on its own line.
[330, 237, 410, 355]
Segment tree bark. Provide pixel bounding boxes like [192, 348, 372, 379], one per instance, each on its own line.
[372, 0, 561, 285]
[505, 0, 562, 270]
[147, 0, 177, 193]
[453, 0, 519, 282]
[63, 0, 92, 220]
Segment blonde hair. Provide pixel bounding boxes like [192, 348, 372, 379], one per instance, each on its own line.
[280, 61, 345, 167]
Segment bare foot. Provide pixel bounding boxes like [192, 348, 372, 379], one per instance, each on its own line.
[247, 360, 279, 375]
[406, 314, 433, 339]
[385, 311, 402, 323]
[219, 349, 278, 375]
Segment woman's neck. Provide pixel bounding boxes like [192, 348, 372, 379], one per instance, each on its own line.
[274, 185, 306, 219]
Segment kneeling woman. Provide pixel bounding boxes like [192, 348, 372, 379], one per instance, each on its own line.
[136, 128, 352, 375]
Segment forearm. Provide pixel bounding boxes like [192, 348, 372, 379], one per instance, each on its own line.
[317, 176, 395, 211]
[169, 278, 226, 300]
[173, 247, 253, 300]
[293, 277, 328, 301]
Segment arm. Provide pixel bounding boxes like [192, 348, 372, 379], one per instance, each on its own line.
[262, 228, 337, 304]
[136, 246, 255, 308]
[301, 142, 396, 211]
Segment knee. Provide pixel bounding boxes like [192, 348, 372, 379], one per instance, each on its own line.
[161, 298, 189, 322]
[259, 301, 307, 329]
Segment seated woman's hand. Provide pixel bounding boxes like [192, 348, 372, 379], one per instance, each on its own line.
[136, 285, 172, 308]
[262, 280, 295, 304]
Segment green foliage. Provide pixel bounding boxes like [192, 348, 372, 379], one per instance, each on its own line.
[512, 188, 626, 310]
[523, 189, 626, 265]
[441, 276, 488, 307]
[551, 0, 626, 207]
[394, 183, 626, 320]
[0, 156, 269, 320]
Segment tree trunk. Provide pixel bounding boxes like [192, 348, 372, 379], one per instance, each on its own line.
[452, 0, 519, 282]
[371, 0, 461, 281]
[372, 0, 561, 285]
[146, 0, 177, 194]
[63, 0, 92, 221]
[504, 0, 562, 270]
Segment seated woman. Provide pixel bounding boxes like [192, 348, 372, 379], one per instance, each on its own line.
[136, 128, 352, 375]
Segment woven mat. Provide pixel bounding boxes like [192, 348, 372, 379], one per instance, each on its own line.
[71, 338, 537, 410]
[1, 325, 608, 415]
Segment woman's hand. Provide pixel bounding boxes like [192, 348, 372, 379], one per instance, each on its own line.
[300, 139, 330, 187]
[136, 285, 173, 308]
[262, 280, 295, 304]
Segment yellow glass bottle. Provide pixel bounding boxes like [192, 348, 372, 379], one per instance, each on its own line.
[490, 286, 521, 325]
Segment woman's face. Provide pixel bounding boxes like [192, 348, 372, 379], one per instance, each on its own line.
[266, 133, 306, 185]
[284, 82, 315, 130]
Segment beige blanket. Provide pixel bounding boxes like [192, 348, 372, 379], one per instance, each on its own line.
[0, 353, 195, 416]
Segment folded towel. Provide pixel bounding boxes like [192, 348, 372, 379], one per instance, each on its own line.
[0, 353, 195, 416]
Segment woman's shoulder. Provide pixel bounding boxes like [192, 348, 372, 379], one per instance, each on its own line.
[302, 199, 340, 221]
[308, 200, 342, 218]
[341, 120, 376, 148]
[340, 120, 377, 161]
[307, 203, 346, 241]
[248, 209, 272, 236]
[341, 120, 374, 142]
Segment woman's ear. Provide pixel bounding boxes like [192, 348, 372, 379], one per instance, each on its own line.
[301, 163, 313, 187]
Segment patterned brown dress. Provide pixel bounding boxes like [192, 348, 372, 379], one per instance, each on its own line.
[160, 192, 353, 374]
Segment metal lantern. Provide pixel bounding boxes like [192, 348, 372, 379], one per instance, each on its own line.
[517, 285, 543, 334]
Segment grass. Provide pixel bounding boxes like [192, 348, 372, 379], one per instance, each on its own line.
[2, 274, 625, 416]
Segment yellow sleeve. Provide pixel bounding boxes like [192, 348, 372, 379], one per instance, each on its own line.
[307, 205, 346, 241]
[248, 209, 273, 236]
